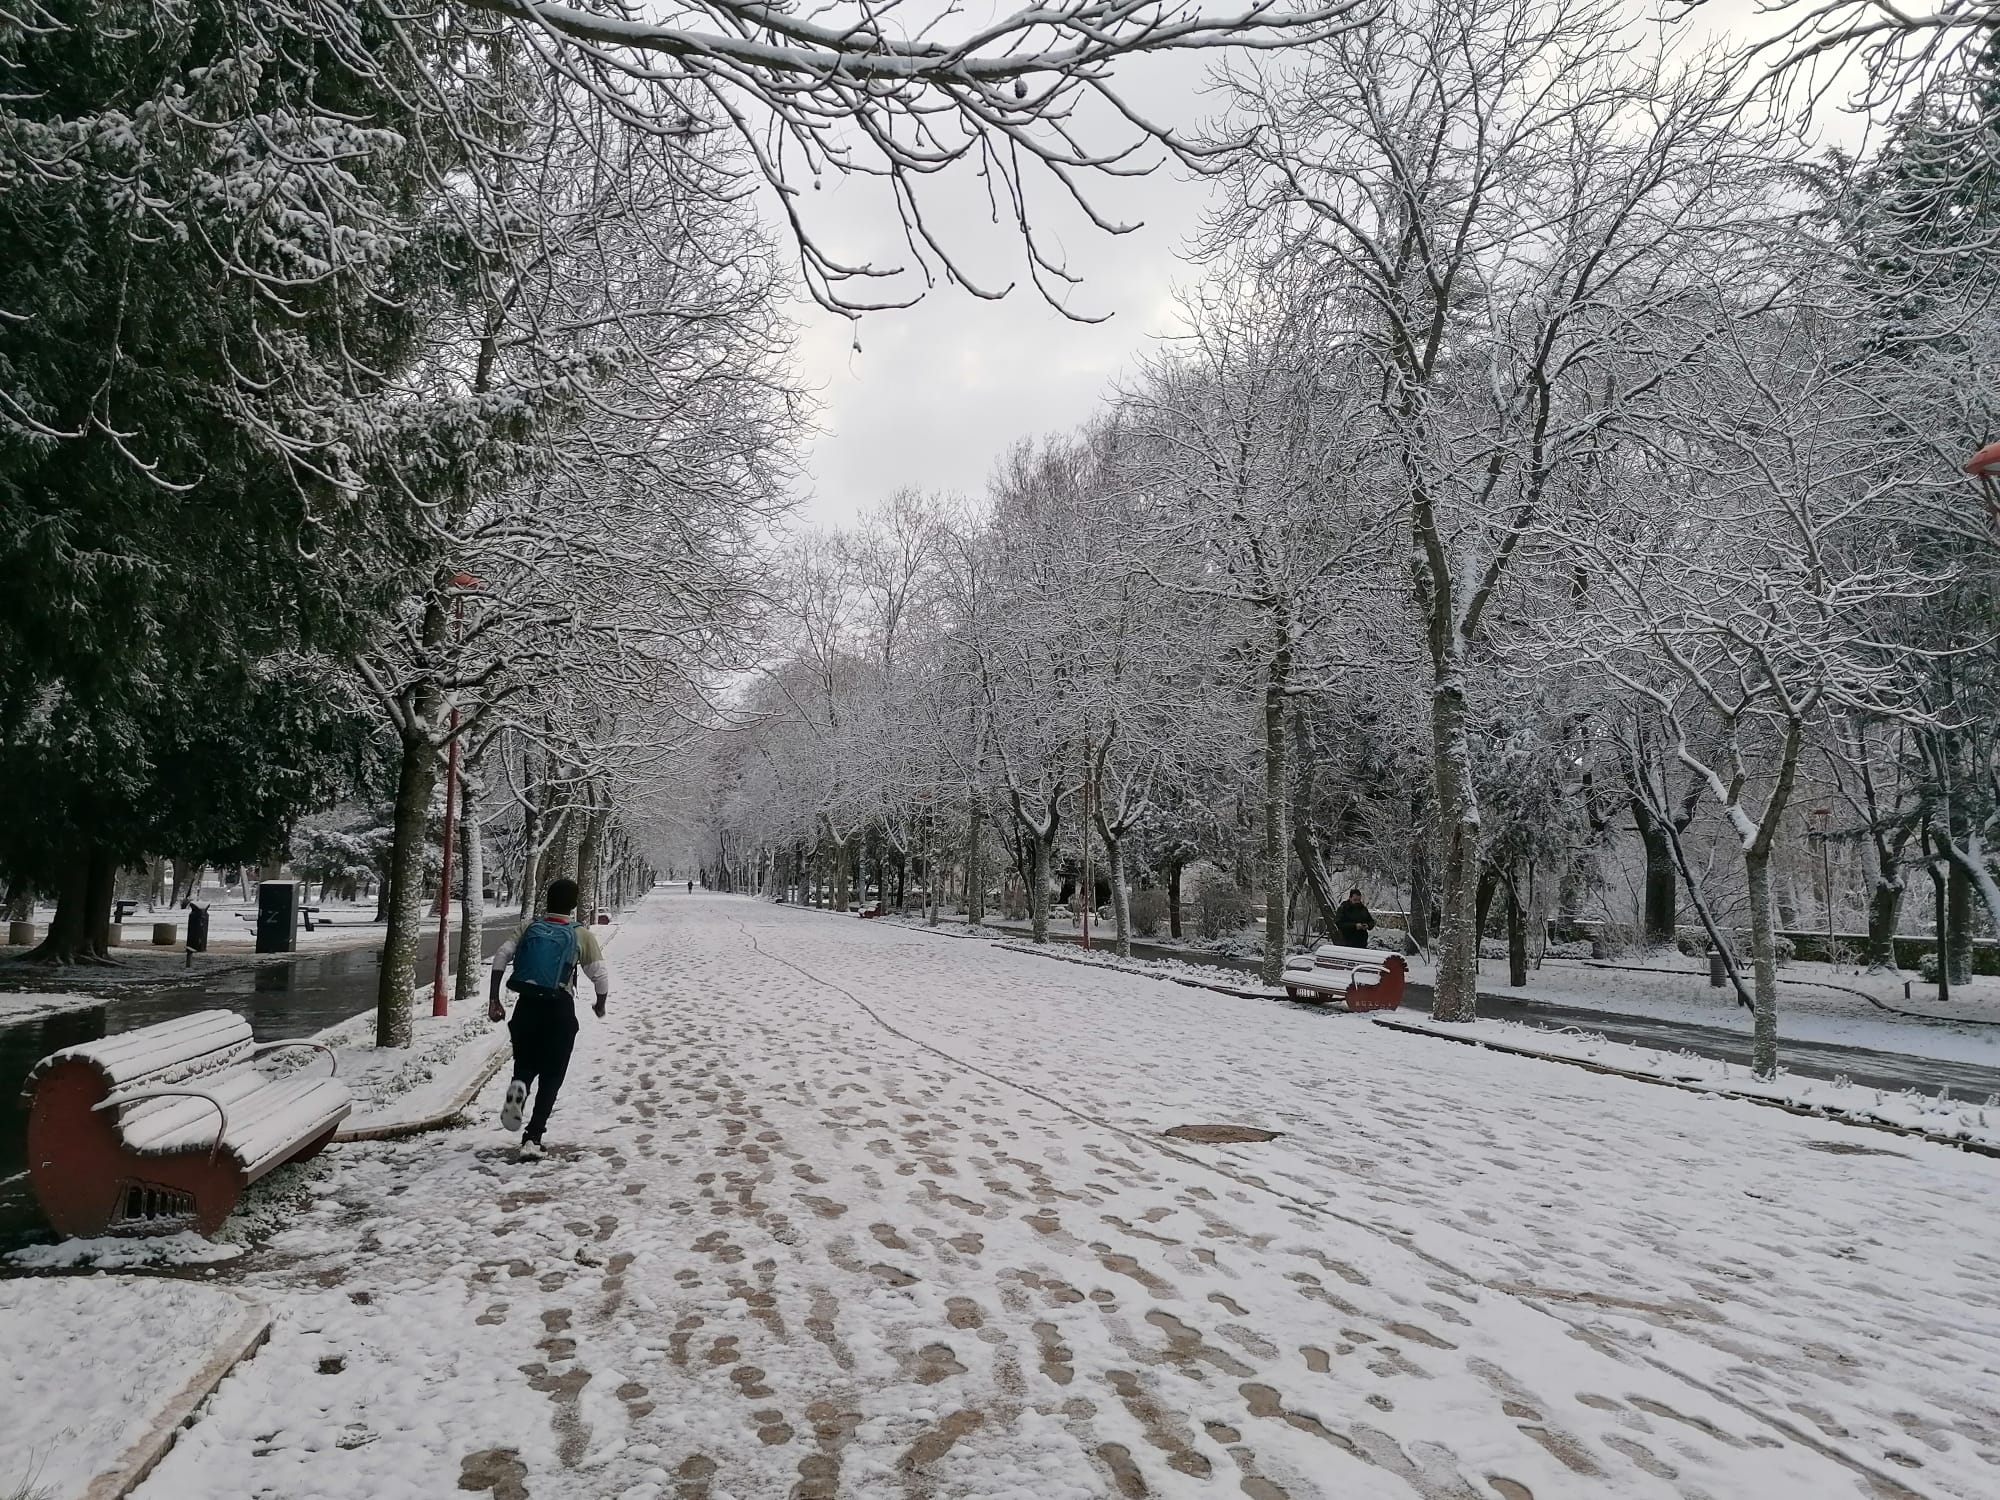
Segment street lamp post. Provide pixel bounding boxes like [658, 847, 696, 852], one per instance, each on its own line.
[431, 572, 480, 1019]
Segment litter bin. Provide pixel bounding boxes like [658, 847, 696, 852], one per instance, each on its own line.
[256, 881, 300, 954]
[1707, 947, 1727, 988]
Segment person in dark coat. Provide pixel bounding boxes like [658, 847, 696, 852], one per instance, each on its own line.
[1332, 888, 1374, 950]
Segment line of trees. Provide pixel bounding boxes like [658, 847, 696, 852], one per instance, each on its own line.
[690, 0, 2000, 1077]
[6, 0, 1337, 1045]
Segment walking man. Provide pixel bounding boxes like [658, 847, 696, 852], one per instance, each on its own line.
[1333, 887, 1376, 950]
[489, 877, 610, 1159]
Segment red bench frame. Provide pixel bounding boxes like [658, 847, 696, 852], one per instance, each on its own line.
[1281, 944, 1407, 1011]
[23, 1011, 350, 1238]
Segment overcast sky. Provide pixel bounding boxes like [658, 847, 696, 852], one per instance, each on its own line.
[780, 2, 1846, 531]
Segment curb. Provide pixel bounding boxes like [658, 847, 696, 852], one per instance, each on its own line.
[333, 1033, 510, 1143]
[82, 1287, 270, 1500]
[1371, 1013, 2000, 1160]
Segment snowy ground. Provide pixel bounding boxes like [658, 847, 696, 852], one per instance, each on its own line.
[308, 1008, 510, 1138]
[1377, 1013, 2000, 1150]
[0, 1277, 263, 1499]
[899, 910, 2000, 1069]
[134, 892, 2000, 1500]
[1459, 955, 2000, 1068]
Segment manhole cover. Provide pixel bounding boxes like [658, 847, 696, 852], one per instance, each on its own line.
[1802, 1140, 1904, 1157]
[1162, 1124, 1281, 1144]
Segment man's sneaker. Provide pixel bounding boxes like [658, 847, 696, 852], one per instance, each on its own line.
[517, 1137, 545, 1162]
[500, 1079, 528, 1133]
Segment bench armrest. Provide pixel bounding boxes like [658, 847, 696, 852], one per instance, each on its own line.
[250, 1040, 338, 1078]
[92, 1087, 229, 1162]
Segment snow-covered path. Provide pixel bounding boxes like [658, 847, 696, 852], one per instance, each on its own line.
[147, 894, 2000, 1500]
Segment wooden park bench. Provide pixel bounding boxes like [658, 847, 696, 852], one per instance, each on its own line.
[1281, 944, 1407, 1011]
[857, 903, 886, 919]
[22, 1010, 352, 1237]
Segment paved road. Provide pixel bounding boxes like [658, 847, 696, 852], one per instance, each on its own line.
[143, 894, 1998, 1500]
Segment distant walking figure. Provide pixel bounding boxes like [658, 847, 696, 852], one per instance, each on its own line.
[687, 879, 694, 894]
[489, 877, 610, 1160]
[1333, 888, 1375, 950]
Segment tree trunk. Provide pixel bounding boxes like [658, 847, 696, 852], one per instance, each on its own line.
[376, 725, 438, 1047]
[966, 798, 986, 924]
[576, 806, 609, 919]
[1108, 835, 1131, 959]
[1260, 651, 1291, 985]
[546, 809, 582, 889]
[454, 774, 486, 1014]
[1744, 849, 1781, 1077]
[1947, 857, 1973, 985]
[1167, 859, 1184, 940]
[1475, 869, 1499, 942]
[1029, 832, 1052, 943]
[26, 846, 115, 964]
[1429, 661, 1482, 1021]
[1632, 797, 1678, 945]
[1865, 877, 1904, 971]
[1290, 709, 1340, 940]
[1505, 873, 1528, 988]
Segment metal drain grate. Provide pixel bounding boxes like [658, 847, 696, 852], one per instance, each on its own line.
[1162, 1124, 1281, 1144]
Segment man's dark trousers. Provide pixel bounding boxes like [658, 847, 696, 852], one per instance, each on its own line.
[509, 986, 579, 1142]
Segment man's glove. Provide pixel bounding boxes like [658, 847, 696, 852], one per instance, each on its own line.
[592, 997, 607, 1019]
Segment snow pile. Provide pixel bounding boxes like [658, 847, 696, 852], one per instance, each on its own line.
[0, 1276, 258, 1499]
[0, 992, 106, 1026]
[1378, 1012, 2000, 1150]
[6, 1232, 244, 1270]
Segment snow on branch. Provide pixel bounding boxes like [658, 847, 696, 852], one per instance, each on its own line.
[461, 0, 1373, 315]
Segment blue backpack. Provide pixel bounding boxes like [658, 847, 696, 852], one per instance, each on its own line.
[509, 918, 580, 994]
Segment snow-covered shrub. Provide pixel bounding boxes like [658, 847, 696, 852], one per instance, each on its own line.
[1192, 870, 1252, 940]
[1591, 922, 1637, 959]
[1677, 933, 1707, 959]
[1129, 888, 1166, 937]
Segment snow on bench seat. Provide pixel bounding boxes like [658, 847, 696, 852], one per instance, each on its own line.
[25, 1010, 255, 1096]
[1282, 944, 1407, 1011]
[23, 1010, 352, 1237]
[114, 1071, 353, 1180]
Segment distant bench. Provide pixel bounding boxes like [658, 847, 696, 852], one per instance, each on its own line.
[22, 1010, 351, 1237]
[1281, 944, 1407, 1011]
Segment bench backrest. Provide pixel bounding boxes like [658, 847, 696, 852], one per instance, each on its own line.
[1311, 944, 1404, 973]
[22, 1009, 254, 1102]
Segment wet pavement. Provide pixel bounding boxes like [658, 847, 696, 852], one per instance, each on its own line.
[0, 923, 512, 1250]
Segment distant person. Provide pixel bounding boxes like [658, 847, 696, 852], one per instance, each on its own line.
[1333, 888, 1375, 950]
[687, 878, 694, 894]
[489, 877, 610, 1160]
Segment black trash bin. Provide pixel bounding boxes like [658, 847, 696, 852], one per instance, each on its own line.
[256, 881, 301, 954]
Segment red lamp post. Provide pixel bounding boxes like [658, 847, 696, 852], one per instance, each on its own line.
[431, 572, 480, 1018]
